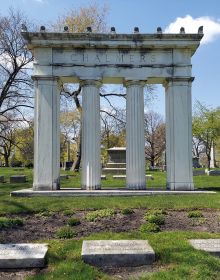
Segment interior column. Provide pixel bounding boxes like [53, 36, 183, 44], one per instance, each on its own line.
[164, 77, 194, 190]
[125, 80, 146, 189]
[33, 77, 60, 190]
[81, 80, 101, 190]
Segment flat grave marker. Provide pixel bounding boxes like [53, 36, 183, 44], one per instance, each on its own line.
[82, 240, 155, 267]
[189, 239, 220, 257]
[0, 243, 48, 268]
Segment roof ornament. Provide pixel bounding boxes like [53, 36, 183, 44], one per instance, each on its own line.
[134, 27, 139, 33]
[198, 26, 203, 34]
[180, 27, 185, 34]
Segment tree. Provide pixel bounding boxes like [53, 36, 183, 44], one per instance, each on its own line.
[0, 8, 33, 120]
[192, 102, 220, 169]
[144, 111, 166, 168]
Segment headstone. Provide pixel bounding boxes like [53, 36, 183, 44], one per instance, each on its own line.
[0, 176, 4, 183]
[193, 170, 205, 176]
[81, 240, 155, 267]
[101, 175, 106, 180]
[63, 161, 73, 170]
[189, 239, 220, 257]
[10, 175, 26, 183]
[0, 243, 48, 268]
[208, 170, 220, 176]
[60, 174, 69, 179]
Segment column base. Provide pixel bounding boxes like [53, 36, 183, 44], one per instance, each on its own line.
[81, 185, 101, 190]
[33, 182, 60, 191]
[166, 182, 194, 191]
[126, 185, 146, 190]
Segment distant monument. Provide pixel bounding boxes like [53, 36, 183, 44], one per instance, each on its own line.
[102, 147, 126, 175]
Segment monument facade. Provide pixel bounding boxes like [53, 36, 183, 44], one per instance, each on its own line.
[21, 27, 203, 191]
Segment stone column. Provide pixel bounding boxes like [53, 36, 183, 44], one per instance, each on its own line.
[33, 77, 60, 190]
[81, 80, 101, 190]
[164, 77, 194, 190]
[125, 81, 146, 189]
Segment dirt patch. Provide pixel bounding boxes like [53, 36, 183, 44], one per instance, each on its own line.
[0, 208, 220, 279]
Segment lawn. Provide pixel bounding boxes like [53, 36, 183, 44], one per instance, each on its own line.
[0, 167, 220, 279]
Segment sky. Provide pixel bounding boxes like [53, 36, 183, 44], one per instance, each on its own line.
[0, 0, 220, 115]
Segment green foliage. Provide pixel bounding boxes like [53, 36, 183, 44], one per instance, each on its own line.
[63, 209, 76, 216]
[139, 222, 160, 233]
[121, 208, 134, 215]
[187, 210, 204, 218]
[67, 217, 81, 226]
[56, 226, 77, 239]
[85, 209, 116, 222]
[0, 217, 23, 228]
[144, 209, 166, 225]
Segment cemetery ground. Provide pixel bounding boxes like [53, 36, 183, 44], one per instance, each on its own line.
[0, 168, 220, 280]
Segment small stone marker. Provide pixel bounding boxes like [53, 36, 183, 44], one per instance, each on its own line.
[0, 243, 48, 268]
[0, 176, 4, 183]
[193, 170, 205, 176]
[82, 240, 155, 267]
[113, 175, 153, 180]
[60, 174, 69, 179]
[189, 239, 220, 257]
[10, 175, 26, 183]
[208, 170, 220, 176]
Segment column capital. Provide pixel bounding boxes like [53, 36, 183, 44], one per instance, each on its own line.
[163, 77, 194, 88]
[123, 79, 147, 88]
[32, 75, 60, 82]
[80, 79, 102, 88]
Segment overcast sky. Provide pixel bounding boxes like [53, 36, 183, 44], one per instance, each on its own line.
[1, 0, 220, 115]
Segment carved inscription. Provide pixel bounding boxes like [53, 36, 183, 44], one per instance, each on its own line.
[68, 50, 157, 65]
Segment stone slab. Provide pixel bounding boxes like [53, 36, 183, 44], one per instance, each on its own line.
[81, 240, 155, 267]
[60, 174, 69, 179]
[208, 170, 220, 176]
[193, 170, 205, 176]
[101, 175, 106, 180]
[113, 175, 153, 180]
[11, 189, 216, 197]
[102, 168, 126, 175]
[189, 239, 220, 257]
[0, 176, 4, 183]
[10, 175, 26, 183]
[0, 243, 48, 268]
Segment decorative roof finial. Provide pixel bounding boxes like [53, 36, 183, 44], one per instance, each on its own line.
[180, 27, 185, 34]
[86, 26, 92, 33]
[40, 26, 46, 32]
[157, 27, 162, 34]
[198, 26, 203, 34]
[64, 26, 69, 32]
[134, 27, 139, 33]
[21, 23, 27, 32]
[110, 27, 116, 34]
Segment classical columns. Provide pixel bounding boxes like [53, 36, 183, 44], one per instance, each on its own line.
[164, 77, 194, 190]
[33, 77, 60, 190]
[125, 81, 146, 189]
[81, 80, 101, 190]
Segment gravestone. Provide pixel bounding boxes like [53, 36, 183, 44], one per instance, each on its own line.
[189, 239, 220, 257]
[208, 170, 220, 176]
[102, 147, 126, 175]
[60, 174, 69, 179]
[0, 243, 48, 268]
[193, 170, 205, 176]
[82, 240, 155, 267]
[0, 176, 4, 183]
[10, 175, 26, 183]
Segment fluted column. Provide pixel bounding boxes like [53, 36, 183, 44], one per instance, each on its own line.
[164, 77, 194, 190]
[33, 77, 60, 190]
[125, 80, 146, 189]
[81, 80, 101, 190]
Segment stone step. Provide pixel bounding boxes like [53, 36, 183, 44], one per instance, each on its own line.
[106, 163, 126, 168]
[113, 175, 153, 180]
[82, 240, 155, 267]
[102, 168, 126, 175]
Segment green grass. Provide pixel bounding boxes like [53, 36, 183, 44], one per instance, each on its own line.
[1, 168, 220, 279]
[67, 217, 81, 226]
[85, 209, 116, 222]
[187, 210, 204, 218]
[0, 217, 23, 228]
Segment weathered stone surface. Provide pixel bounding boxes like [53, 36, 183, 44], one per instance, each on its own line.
[193, 170, 205, 176]
[208, 170, 220, 176]
[101, 175, 106, 180]
[10, 175, 26, 183]
[0, 243, 48, 268]
[81, 240, 155, 267]
[113, 175, 153, 180]
[0, 176, 4, 183]
[189, 239, 220, 257]
[60, 174, 69, 179]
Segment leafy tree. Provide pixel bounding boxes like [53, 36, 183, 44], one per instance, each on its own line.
[192, 101, 220, 169]
[144, 111, 166, 168]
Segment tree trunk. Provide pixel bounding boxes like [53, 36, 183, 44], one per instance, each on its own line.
[71, 126, 82, 172]
[4, 154, 9, 167]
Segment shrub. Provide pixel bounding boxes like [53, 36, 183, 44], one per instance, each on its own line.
[145, 214, 165, 225]
[139, 222, 160, 233]
[121, 208, 134, 215]
[63, 209, 75, 216]
[67, 217, 81, 226]
[85, 209, 116, 222]
[56, 226, 76, 239]
[187, 210, 203, 218]
[0, 217, 23, 229]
